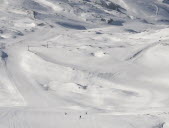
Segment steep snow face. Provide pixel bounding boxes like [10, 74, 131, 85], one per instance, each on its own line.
[110, 0, 169, 22]
[0, 0, 169, 40]
[4, 0, 169, 26]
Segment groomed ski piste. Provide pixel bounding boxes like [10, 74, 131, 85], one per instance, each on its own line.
[1, 0, 169, 127]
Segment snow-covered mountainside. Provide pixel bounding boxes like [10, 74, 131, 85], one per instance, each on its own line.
[1, 0, 169, 128]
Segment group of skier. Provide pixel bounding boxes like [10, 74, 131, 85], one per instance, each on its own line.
[64, 112, 88, 119]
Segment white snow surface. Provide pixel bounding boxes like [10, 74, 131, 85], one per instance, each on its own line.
[1, 0, 169, 127]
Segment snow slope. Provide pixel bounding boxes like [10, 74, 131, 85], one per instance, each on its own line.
[1, 0, 169, 128]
